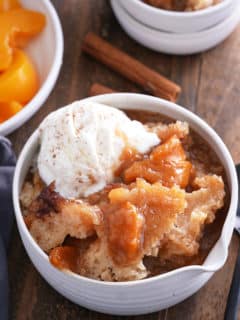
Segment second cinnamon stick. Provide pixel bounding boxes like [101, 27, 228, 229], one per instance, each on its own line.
[82, 32, 181, 102]
[89, 83, 115, 96]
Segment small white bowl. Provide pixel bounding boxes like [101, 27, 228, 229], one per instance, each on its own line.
[13, 93, 238, 316]
[0, 0, 63, 136]
[119, 0, 236, 34]
[111, 0, 240, 55]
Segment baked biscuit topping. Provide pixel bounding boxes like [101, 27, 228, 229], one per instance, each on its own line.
[21, 110, 227, 281]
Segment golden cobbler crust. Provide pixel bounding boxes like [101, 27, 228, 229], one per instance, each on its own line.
[20, 115, 227, 281]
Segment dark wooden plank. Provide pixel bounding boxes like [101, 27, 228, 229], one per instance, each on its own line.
[7, 0, 240, 319]
[171, 54, 202, 112]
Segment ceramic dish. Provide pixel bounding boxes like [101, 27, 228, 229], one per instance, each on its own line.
[119, 0, 236, 33]
[0, 0, 63, 136]
[111, 0, 240, 55]
[13, 93, 238, 316]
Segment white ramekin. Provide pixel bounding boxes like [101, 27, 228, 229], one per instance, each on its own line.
[111, 0, 240, 55]
[119, 0, 236, 33]
[13, 93, 238, 316]
[0, 0, 64, 136]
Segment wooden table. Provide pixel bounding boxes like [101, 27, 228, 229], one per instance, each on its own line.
[8, 1, 240, 319]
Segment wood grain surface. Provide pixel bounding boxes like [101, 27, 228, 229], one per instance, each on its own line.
[7, 0, 240, 319]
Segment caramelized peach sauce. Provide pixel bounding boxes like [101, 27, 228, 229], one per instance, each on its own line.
[50, 246, 80, 272]
[124, 135, 193, 188]
[106, 179, 186, 266]
[49, 236, 97, 272]
[21, 110, 228, 281]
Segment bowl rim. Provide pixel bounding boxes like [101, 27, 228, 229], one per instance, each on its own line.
[0, 0, 64, 136]
[114, 0, 240, 39]
[129, 0, 234, 18]
[13, 93, 238, 287]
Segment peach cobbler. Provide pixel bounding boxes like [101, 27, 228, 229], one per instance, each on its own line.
[20, 102, 228, 281]
[143, 0, 221, 11]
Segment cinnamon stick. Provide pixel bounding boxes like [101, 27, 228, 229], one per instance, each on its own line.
[89, 83, 115, 96]
[82, 32, 181, 102]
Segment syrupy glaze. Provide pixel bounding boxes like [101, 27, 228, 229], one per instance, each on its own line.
[105, 200, 145, 266]
[106, 179, 186, 267]
[87, 110, 228, 274]
[126, 109, 226, 178]
[124, 110, 229, 274]
[114, 147, 142, 179]
[49, 235, 97, 272]
[123, 135, 193, 188]
[22, 109, 229, 280]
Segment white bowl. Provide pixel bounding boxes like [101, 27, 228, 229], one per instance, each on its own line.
[111, 0, 240, 55]
[13, 93, 238, 316]
[0, 0, 63, 136]
[119, 0, 236, 33]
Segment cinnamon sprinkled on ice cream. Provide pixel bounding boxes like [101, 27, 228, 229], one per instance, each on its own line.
[37, 101, 160, 198]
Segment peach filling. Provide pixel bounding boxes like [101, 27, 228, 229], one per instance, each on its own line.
[124, 135, 193, 188]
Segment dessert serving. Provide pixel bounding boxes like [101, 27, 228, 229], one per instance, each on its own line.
[20, 101, 228, 282]
[143, 0, 222, 11]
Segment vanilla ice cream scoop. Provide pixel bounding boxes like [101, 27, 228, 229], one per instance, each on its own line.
[37, 101, 160, 198]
